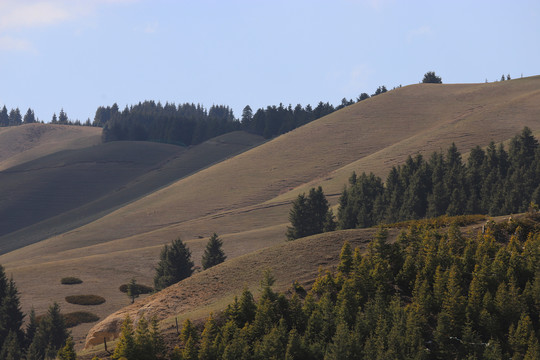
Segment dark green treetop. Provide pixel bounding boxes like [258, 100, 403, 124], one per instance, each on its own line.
[422, 71, 442, 83]
[154, 237, 194, 291]
[202, 233, 227, 270]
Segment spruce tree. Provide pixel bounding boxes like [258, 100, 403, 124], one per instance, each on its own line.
[287, 186, 335, 240]
[112, 316, 135, 360]
[127, 278, 140, 304]
[57, 337, 77, 360]
[0, 276, 24, 346]
[422, 71, 442, 83]
[0, 106, 9, 127]
[202, 233, 227, 270]
[154, 237, 194, 291]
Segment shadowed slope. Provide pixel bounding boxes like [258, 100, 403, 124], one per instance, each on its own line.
[0, 131, 264, 254]
[0, 123, 102, 170]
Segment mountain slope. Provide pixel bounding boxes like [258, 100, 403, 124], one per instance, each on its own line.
[0, 123, 102, 170]
[0, 131, 264, 254]
[1, 76, 540, 348]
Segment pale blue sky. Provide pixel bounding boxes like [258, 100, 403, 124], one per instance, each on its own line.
[1, 0, 539, 122]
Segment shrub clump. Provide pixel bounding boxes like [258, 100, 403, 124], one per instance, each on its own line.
[60, 277, 83, 285]
[119, 283, 153, 294]
[63, 311, 99, 328]
[65, 294, 105, 305]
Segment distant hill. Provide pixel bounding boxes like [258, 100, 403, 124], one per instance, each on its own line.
[1, 76, 540, 349]
[0, 130, 264, 254]
[0, 123, 101, 170]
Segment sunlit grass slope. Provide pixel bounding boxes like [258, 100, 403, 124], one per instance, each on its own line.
[2, 76, 540, 348]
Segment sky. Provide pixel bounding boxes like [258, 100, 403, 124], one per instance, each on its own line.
[0, 0, 539, 122]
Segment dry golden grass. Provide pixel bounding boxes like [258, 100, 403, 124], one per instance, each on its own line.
[0, 123, 101, 170]
[2, 77, 540, 350]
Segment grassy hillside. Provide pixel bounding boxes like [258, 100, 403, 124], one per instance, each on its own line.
[1, 76, 540, 349]
[0, 123, 102, 170]
[0, 131, 264, 254]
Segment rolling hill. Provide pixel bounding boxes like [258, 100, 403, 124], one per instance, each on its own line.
[0, 131, 265, 254]
[0, 123, 102, 171]
[1, 76, 540, 350]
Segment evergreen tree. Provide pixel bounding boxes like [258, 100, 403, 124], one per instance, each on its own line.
[154, 237, 194, 291]
[0, 330, 22, 360]
[8, 108, 22, 126]
[198, 313, 219, 360]
[57, 337, 77, 360]
[25, 307, 38, 348]
[287, 187, 335, 240]
[112, 316, 136, 360]
[241, 105, 253, 125]
[422, 71, 443, 83]
[0, 276, 24, 346]
[202, 233, 227, 270]
[0, 106, 9, 126]
[23, 108, 36, 124]
[127, 278, 141, 304]
[58, 108, 69, 124]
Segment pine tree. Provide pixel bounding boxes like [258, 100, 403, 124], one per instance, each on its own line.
[150, 317, 165, 359]
[199, 313, 219, 360]
[154, 237, 194, 291]
[44, 302, 69, 358]
[0, 276, 24, 347]
[58, 108, 69, 124]
[422, 71, 442, 83]
[0, 106, 9, 126]
[237, 287, 257, 327]
[127, 278, 140, 304]
[23, 108, 36, 124]
[25, 307, 38, 348]
[202, 233, 227, 270]
[57, 337, 77, 360]
[287, 187, 335, 240]
[0, 330, 22, 360]
[337, 241, 353, 276]
[180, 319, 198, 346]
[112, 316, 136, 360]
[8, 108, 22, 126]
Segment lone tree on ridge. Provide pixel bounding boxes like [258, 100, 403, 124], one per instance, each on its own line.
[422, 71, 442, 83]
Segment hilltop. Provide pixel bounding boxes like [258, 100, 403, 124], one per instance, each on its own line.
[0, 123, 101, 170]
[1, 76, 540, 349]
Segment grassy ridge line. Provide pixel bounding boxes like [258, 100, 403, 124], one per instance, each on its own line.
[269, 78, 540, 204]
[0, 124, 102, 170]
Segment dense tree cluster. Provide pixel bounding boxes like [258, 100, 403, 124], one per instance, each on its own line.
[0, 264, 70, 359]
[0, 105, 92, 127]
[112, 316, 165, 360]
[338, 128, 540, 229]
[154, 237, 194, 291]
[96, 85, 388, 144]
[99, 102, 240, 145]
[422, 71, 443, 84]
[115, 216, 539, 359]
[286, 187, 336, 240]
[242, 102, 335, 139]
[1, 106, 32, 126]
